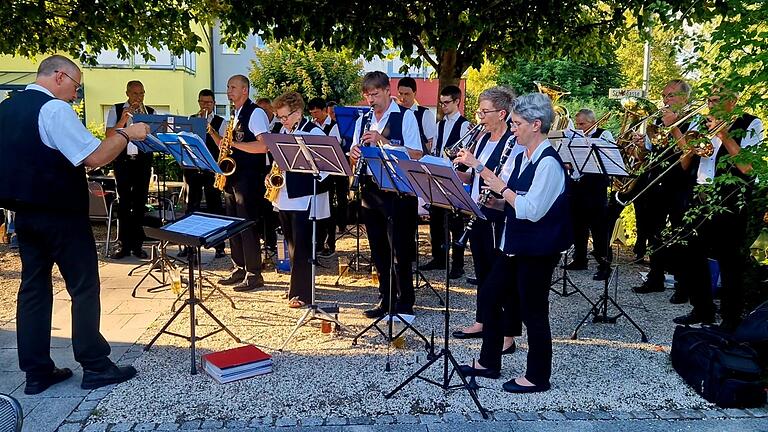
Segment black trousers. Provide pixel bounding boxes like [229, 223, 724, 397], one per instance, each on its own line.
[428, 207, 466, 265]
[114, 154, 152, 252]
[317, 176, 350, 252]
[479, 253, 558, 385]
[15, 210, 112, 378]
[182, 169, 225, 252]
[362, 182, 418, 308]
[644, 175, 692, 288]
[260, 196, 278, 249]
[570, 176, 609, 266]
[468, 216, 503, 323]
[278, 209, 314, 304]
[677, 201, 748, 323]
[223, 171, 263, 275]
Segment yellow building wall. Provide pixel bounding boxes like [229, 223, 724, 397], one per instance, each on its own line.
[0, 25, 212, 127]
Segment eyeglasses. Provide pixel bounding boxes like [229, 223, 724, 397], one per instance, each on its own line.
[55, 70, 82, 91]
[438, 99, 457, 107]
[277, 110, 298, 122]
[475, 109, 503, 119]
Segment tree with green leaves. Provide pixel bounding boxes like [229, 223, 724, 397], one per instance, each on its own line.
[249, 40, 362, 104]
[0, 0, 216, 63]
[615, 21, 683, 100]
[218, 0, 707, 105]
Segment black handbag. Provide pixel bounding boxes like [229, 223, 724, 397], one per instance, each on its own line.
[671, 325, 766, 408]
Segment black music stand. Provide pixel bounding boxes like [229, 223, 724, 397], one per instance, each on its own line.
[261, 132, 354, 351]
[567, 135, 648, 342]
[143, 212, 252, 374]
[385, 159, 489, 419]
[351, 146, 431, 352]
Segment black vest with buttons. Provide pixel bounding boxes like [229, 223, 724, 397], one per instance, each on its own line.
[0, 89, 89, 214]
[474, 130, 513, 221]
[230, 99, 269, 180]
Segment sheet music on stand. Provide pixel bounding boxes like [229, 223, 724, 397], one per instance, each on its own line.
[262, 133, 351, 177]
[360, 146, 414, 194]
[567, 136, 628, 177]
[398, 159, 485, 219]
[162, 214, 233, 237]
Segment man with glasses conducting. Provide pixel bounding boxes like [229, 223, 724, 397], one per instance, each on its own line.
[419, 85, 471, 278]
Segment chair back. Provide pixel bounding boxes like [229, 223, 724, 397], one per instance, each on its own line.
[88, 181, 109, 219]
[0, 394, 23, 432]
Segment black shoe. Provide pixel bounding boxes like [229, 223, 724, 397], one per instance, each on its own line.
[24, 367, 73, 395]
[219, 268, 246, 285]
[593, 267, 611, 281]
[673, 311, 715, 325]
[232, 274, 265, 292]
[466, 277, 478, 285]
[214, 250, 226, 259]
[452, 329, 484, 339]
[318, 248, 337, 258]
[502, 340, 516, 355]
[449, 266, 465, 279]
[502, 379, 551, 393]
[177, 247, 189, 258]
[364, 302, 389, 319]
[563, 260, 588, 271]
[81, 364, 137, 390]
[110, 248, 129, 259]
[132, 249, 149, 259]
[632, 283, 664, 294]
[669, 291, 689, 304]
[418, 259, 446, 271]
[457, 364, 500, 379]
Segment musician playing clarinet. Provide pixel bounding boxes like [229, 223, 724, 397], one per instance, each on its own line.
[451, 87, 521, 359]
[456, 93, 572, 394]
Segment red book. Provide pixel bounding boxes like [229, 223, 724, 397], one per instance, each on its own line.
[201, 345, 271, 371]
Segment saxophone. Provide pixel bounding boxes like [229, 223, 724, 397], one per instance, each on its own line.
[213, 109, 237, 191]
[264, 162, 285, 203]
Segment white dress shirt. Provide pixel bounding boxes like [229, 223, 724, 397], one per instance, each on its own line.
[27, 84, 100, 166]
[470, 135, 504, 201]
[351, 100, 421, 152]
[697, 117, 763, 184]
[439, 111, 470, 158]
[315, 115, 341, 142]
[272, 120, 330, 218]
[499, 139, 566, 250]
[106, 101, 143, 155]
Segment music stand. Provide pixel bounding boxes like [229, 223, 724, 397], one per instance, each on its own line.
[351, 146, 431, 352]
[261, 132, 354, 351]
[567, 134, 648, 342]
[385, 159, 489, 419]
[143, 212, 252, 374]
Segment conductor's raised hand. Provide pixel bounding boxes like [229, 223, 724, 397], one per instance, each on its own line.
[125, 122, 150, 141]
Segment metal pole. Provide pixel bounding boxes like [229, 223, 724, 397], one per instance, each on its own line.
[642, 40, 651, 98]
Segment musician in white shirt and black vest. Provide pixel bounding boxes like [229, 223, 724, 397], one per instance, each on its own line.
[271, 92, 332, 308]
[397, 77, 437, 154]
[216, 75, 271, 292]
[350, 71, 423, 318]
[419, 85, 470, 278]
[629, 79, 696, 305]
[452, 87, 520, 351]
[566, 108, 614, 281]
[105, 80, 155, 259]
[456, 93, 572, 394]
[179, 89, 227, 258]
[308, 97, 347, 258]
[673, 87, 763, 329]
[0, 56, 149, 394]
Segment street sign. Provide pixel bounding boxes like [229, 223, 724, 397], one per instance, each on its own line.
[609, 88, 644, 99]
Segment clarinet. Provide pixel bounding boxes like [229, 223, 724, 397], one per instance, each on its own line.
[350, 106, 375, 190]
[454, 136, 517, 248]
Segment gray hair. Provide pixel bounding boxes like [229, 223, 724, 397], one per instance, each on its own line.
[511, 93, 555, 133]
[478, 86, 516, 113]
[576, 108, 596, 122]
[37, 55, 78, 77]
[666, 79, 691, 97]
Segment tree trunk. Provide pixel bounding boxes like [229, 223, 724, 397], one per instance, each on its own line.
[436, 48, 463, 120]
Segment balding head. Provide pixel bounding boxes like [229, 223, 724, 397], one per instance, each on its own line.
[37, 55, 79, 78]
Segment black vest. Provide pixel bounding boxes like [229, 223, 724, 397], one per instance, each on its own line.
[474, 129, 513, 221]
[231, 99, 269, 178]
[198, 114, 224, 159]
[380, 109, 405, 145]
[0, 89, 88, 214]
[412, 105, 430, 151]
[436, 115, 468, 156]
[285, 119, 327, 199]
[322, 119, 338, 136]
[114, 102, 155, 162]
[503, 146, 572, 255]
[270, 120, 283, 133]
[710, 113, 759, 202]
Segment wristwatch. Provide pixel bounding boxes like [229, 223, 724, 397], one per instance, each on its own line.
[475, 163, 485, 173]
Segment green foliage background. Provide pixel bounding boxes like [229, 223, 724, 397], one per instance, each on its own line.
[249, 40, 362, 105]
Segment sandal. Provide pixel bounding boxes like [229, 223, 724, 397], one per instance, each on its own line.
[288, 297, 306, 309]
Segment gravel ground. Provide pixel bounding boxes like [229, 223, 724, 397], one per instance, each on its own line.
[1, 225, 715, 424]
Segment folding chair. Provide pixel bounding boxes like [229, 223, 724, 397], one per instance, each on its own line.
[88, 181, 119, 256]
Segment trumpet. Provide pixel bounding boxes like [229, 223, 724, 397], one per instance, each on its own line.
[443, 123, 486, 159]
[213, 107, 237, 191]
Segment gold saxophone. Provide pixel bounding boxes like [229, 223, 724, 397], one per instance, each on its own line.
[213, 109, 237, 191]
[264, 162, 285, 203]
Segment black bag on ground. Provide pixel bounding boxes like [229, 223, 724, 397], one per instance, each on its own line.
[734, 300, 768, 358]
[671, 325, 766, 408]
